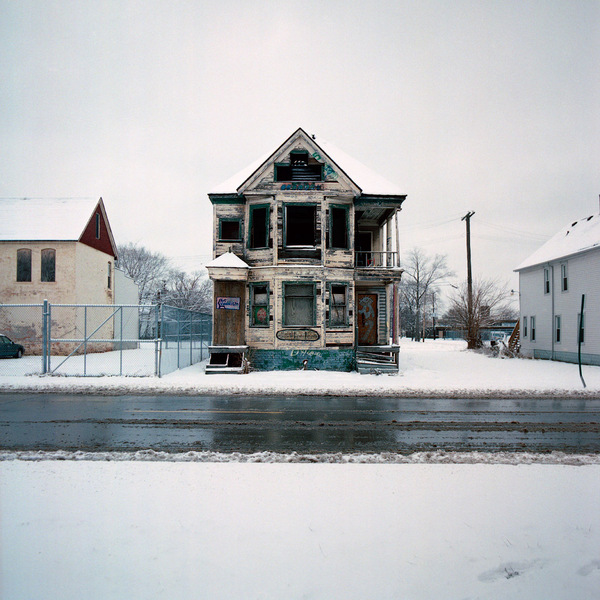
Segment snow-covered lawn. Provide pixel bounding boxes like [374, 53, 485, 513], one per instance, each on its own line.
[1, 459, 599, 600]
[2, 339, 599, 599]
[0, 338, 598, 396]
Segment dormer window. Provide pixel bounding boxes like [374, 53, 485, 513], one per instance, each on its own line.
[275, 150, 323, 182]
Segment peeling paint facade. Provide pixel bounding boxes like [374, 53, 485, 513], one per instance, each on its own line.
[206, 128, 406, 373]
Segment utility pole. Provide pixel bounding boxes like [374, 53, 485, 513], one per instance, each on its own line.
[462, 211, 476, 348]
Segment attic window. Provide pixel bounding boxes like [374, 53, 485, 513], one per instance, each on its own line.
[95, 213, 101, 239]
[275, 150, 323, 182]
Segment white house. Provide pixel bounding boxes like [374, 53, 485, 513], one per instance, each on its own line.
[515, 212, 600, 365]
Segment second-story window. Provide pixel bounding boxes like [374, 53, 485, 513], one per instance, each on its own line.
[249, 205, 269, 249]
[561, 263, 568, 292]
[285, 205, 316, 247]
[41, 248, 56, 282]
[330, 205, 349, 249]
[219, 219, 242, 242]
[544, 268, 550, 294]
[17, 249, 32, 282]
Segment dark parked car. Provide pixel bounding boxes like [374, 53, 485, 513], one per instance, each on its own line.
[0, 334, 25, 358]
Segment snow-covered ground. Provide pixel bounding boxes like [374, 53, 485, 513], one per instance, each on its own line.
[2, 459, 599, 599]
[1, 338, 599, 396]
[2, 339, 599, 599]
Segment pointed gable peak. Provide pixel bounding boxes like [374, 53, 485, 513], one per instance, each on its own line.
[209, 128, 404, 198]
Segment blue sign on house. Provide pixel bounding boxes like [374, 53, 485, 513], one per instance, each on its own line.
[216, 297, 240, 310]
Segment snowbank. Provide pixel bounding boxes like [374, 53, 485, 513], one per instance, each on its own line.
[1, 339, 598, 397]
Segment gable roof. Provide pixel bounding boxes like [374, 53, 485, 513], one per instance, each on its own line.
[0, 197, 118, 257]
[516, 213, 600, 271]
[209, 127, 404, 197]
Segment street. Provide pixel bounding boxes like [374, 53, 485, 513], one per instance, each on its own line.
[1, 393, 599, 453]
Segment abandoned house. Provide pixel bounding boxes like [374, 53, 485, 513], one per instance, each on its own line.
[205, 128, 406, 373]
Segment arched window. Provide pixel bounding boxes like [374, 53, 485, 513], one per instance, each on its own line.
[16, 249, 32, 282]
[41, 248, 56, 282]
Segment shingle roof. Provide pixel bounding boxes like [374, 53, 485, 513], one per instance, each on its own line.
[516, 213, 600, 270]
[0, 198, 100, 241]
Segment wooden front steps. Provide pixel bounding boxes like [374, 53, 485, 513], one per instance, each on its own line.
[356, 345, 400, 375]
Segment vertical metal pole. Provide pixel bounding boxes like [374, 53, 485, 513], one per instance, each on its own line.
[158, 303, 164, 377]
[119, 306, 123, 376]
[83, 306, 87, 376]
[47, 303, 52, 374]
[189, 310, 193, 366]
[42, 300, 48, 374]
[154, 304, 160, 377]
[177, 308, 181, 369]
[578, 294, 586, 388]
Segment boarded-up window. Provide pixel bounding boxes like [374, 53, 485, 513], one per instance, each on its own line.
[250, 283, 269, 327]
[285, 205, 316, 246]
[41, 248, 56, 282]
[17, 249, 32, 282]
[330, 206, 349, 249]
[284, 283, 315, 326]
[249, 206, 269, 249]
[329, 284, 348, 327]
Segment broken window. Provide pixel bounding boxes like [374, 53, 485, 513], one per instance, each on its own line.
[17, 249, 31, 282]
[250, 283, 269, 327]
[275, 150, 322, 182]
[285, 205, 316, 247]
[330, 205, 349, 249]
[249, 205, 269, 249]
[284, 283, 315, 326]
[219, 219, 242, 241]
[41, 248, 56, 282]
[329, 283, 348, 327]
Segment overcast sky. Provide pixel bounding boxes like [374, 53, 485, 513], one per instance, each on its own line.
[1, 0, 599, 297]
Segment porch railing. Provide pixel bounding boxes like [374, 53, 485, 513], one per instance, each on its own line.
[355, 251, 398, 268]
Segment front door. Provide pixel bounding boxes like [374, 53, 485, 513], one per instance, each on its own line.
[213, 281, 245, 345]
[357, 294, 377, 345]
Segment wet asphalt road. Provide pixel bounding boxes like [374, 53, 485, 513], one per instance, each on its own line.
[1, 393, 599, 454]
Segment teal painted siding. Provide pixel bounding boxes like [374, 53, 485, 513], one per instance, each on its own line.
[533, 349, 600, 366]
[249, 348, 355, 371]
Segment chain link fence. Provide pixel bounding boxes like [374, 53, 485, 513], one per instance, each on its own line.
[0, 302, 211, 377]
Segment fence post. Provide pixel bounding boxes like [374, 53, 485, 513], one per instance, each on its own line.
[83, 306, 87, 376]
[42, 299, 49, 374]
[154, 304, 160, 377]
[158, 303, 164, 377]
[119, 306, 123, 376]
[177, 308, 181, 370]
[189, 310, 193, 366]
[47, 302, 52, 374]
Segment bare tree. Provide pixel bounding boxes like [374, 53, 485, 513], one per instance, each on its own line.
[400, 248, 454, 341]
[116, 243, 173, 304]
[161, 270, 213, 313]
[445, 278, 516, 348]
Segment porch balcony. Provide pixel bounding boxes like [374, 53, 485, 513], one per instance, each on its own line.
[355, 251, 398, 268]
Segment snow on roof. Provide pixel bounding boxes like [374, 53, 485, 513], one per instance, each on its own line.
[0, 198, 100, 241]
[516, 213, 600, 270]
[205, 252, 249, 269]
[208, 128, 404, 197]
